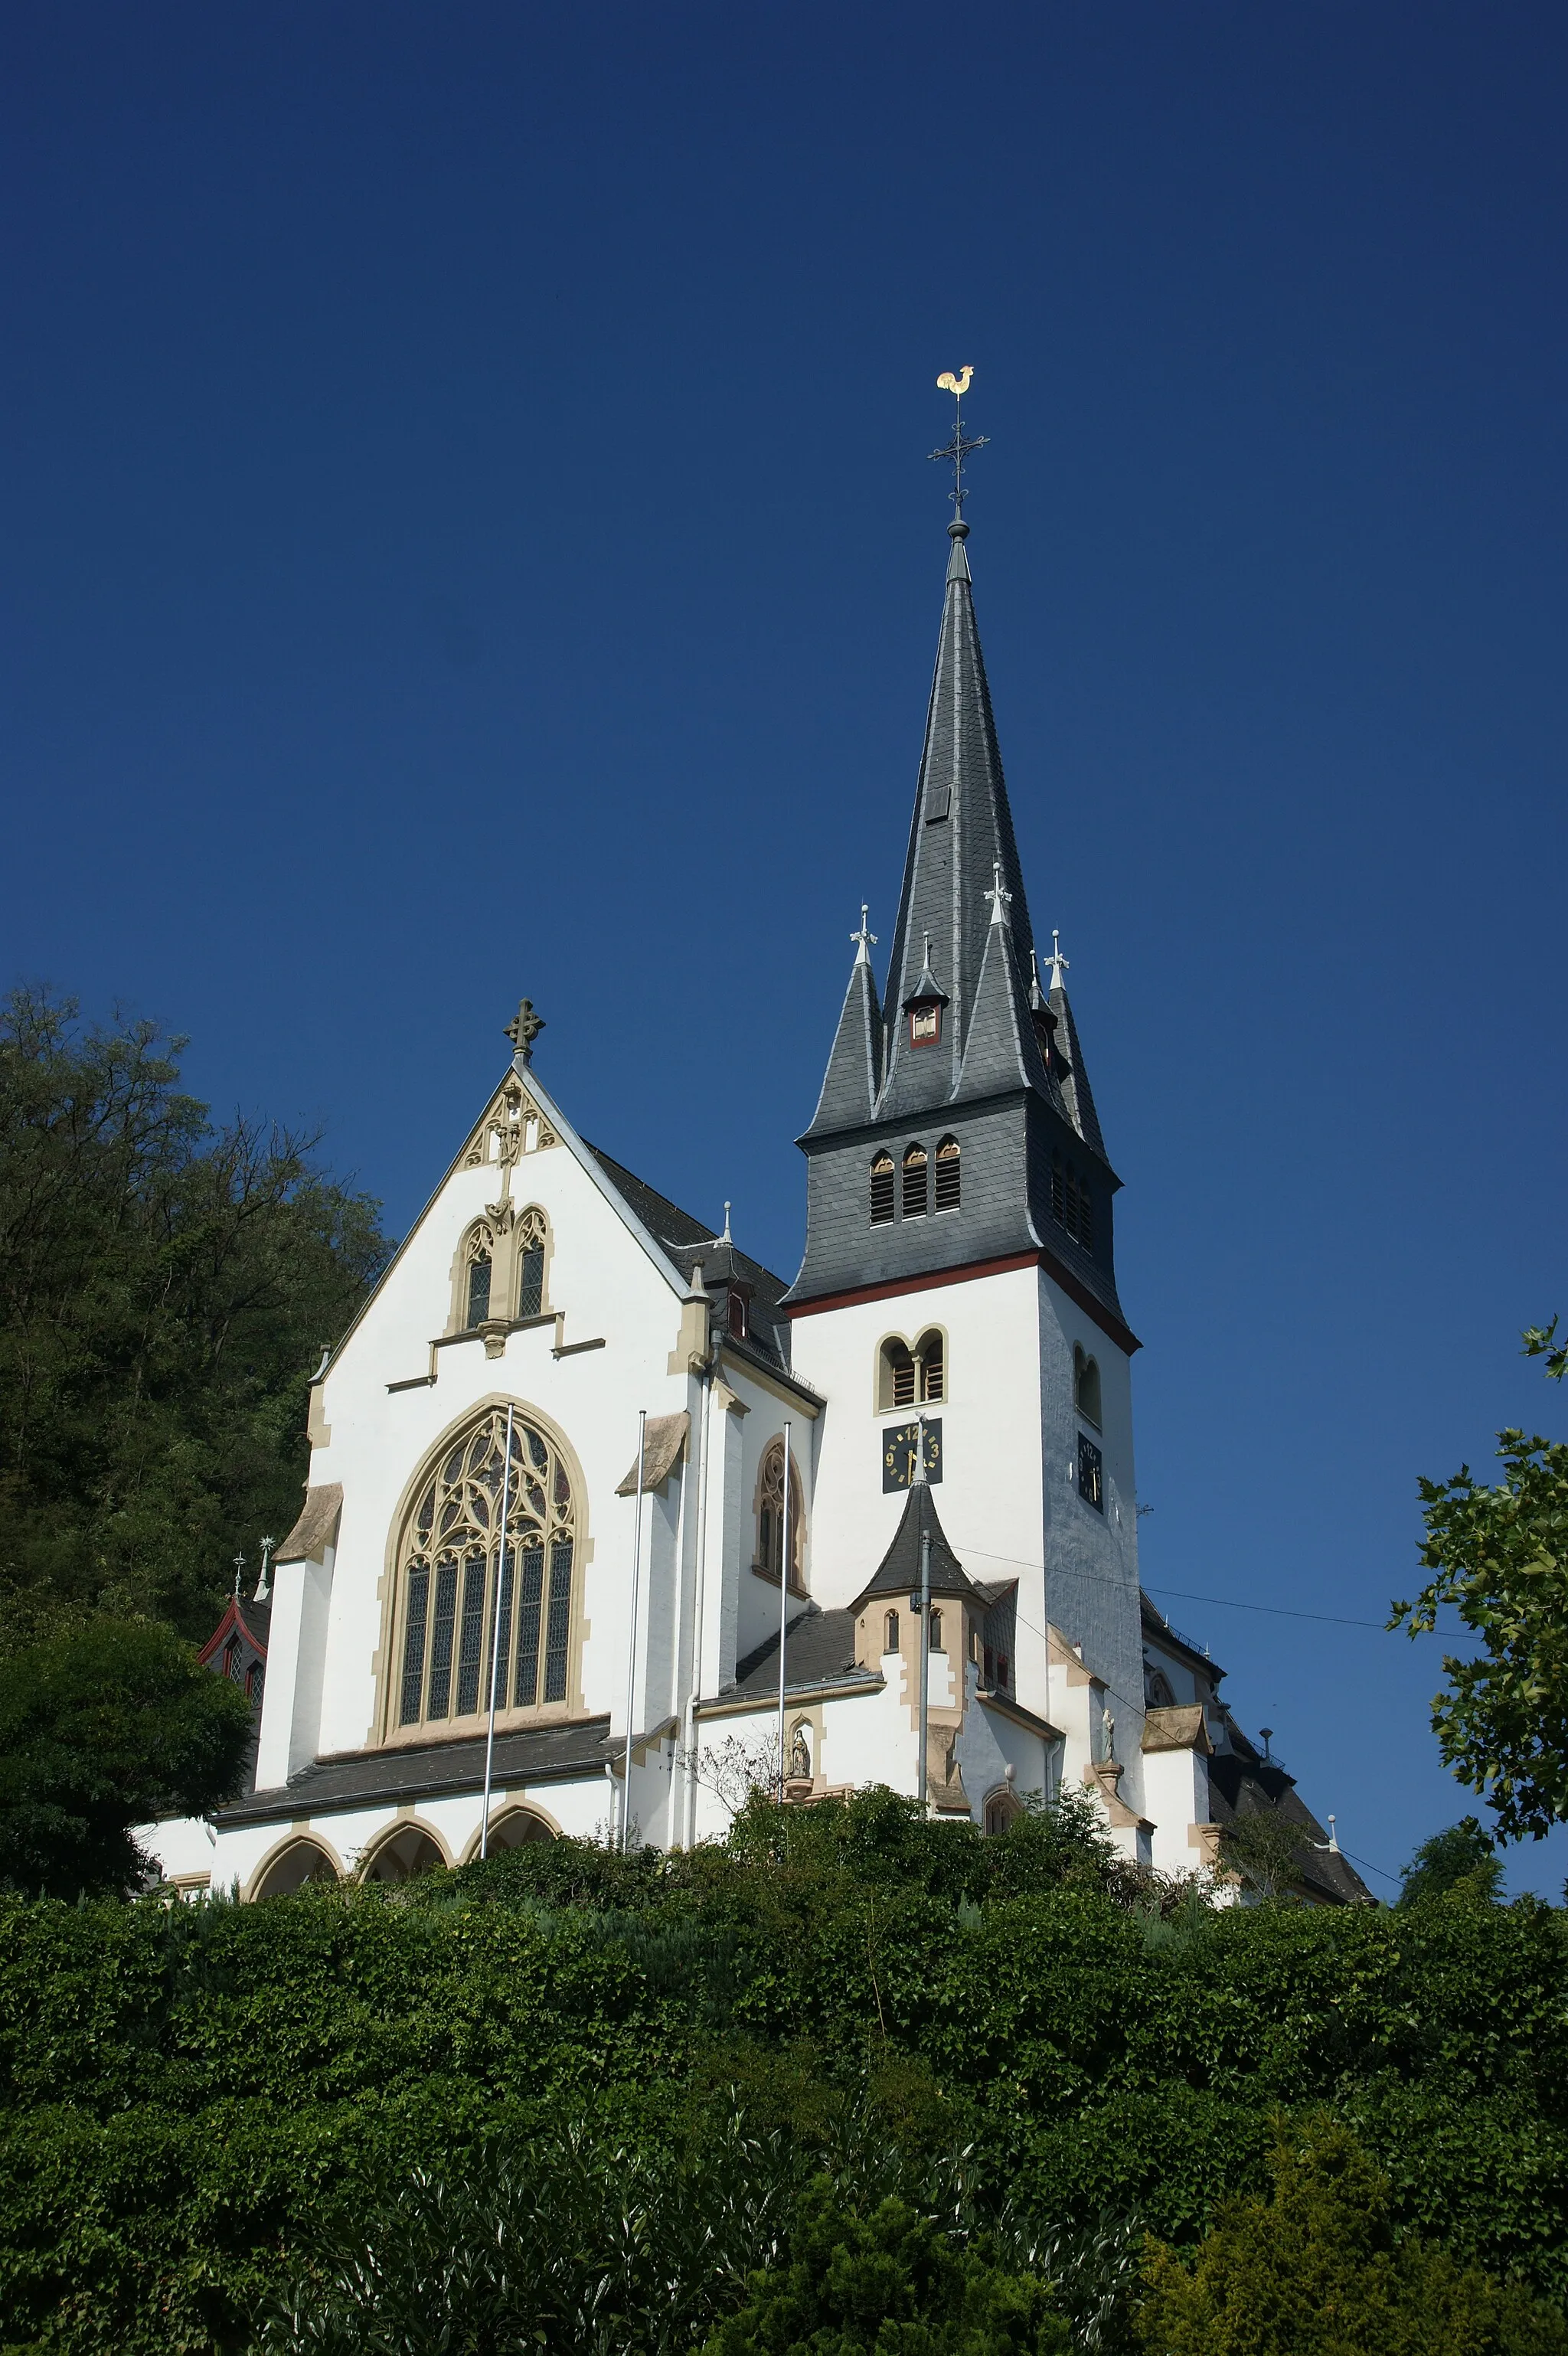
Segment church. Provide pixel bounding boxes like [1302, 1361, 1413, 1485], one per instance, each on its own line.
[149, 475, 1368, 1907]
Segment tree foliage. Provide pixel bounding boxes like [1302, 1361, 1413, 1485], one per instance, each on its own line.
[1217, 1806, 1308, 1900]
[1137, 2115, 1568, 2354]
[0, 988, 387, 1640]
[1397, 1818, 1504, 1907]
[0, 1619, 253, 1898]
[0, 1793, 1563, 2350]
[1391, 1333, 1568, 1842]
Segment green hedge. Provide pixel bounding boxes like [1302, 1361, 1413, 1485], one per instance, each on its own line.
[1, 1799, 1564, 2350]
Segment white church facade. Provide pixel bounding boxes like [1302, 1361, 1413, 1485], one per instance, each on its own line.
[149, 508, 1367, 1907]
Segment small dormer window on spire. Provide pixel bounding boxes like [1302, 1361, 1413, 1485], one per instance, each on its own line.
[903, 933, 949, 1051]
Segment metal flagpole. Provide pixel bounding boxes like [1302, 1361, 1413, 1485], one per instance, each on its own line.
[775, 1422, 792, 1799]
[479, 1400, 514, 1860]
[620, 1409, 647, 1854]
[914, 1412, 931, 1820]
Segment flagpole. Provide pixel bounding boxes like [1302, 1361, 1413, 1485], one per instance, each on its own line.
[776, 1422, 792, 1799]
[479, 1400, 514, 1860]
[620, 1409, 647, 1854]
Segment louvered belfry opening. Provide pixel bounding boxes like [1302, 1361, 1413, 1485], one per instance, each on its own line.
[933, 1136, 960, 1211]
[902, 1143, 928, 1218]
[869, 1152, 895, 1225]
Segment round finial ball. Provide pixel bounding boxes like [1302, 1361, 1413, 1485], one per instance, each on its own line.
[1004, 1763, 1016, 1785]
[948, 518, 970, 541]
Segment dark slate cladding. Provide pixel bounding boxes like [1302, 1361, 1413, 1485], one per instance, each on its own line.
[585, 1143, 798, 1379]
[220, 1717, 616, 1825]
[723, 1603, 877, 1699]
[851, 1482, 986, 1609]
[787, 524, 1126, 1316]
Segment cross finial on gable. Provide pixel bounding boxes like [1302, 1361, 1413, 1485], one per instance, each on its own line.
[983, 860, 1013, 926]
[851, 904, 877, 965]
[505, 998, 545, 1064]
[1046, 928, 1070, 991]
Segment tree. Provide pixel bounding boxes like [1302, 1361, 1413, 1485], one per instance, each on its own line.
[1390, 1332, 1568, 1843]
[0, 1618, 254, 1896]
[0, 987, 387, 1640]
[1397, 1818, 1504, 1907]
[1137, 2116, 1568, 2354]
[1218, 1805, 1307, 1899]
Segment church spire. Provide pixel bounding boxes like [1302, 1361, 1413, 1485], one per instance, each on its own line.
[877, 515, 1039, 1120]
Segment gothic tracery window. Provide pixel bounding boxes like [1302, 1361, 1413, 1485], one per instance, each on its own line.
[462, 1223, 495, 1328]
[755, 1435, 806, 1592]
[396, 1407, 577, 1730]
[516, 1205, 547, 1318]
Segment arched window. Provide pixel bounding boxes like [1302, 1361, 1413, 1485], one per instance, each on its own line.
[223, 1634, 243, 1683]
[516, 1205, 547, 1319]
[928, 1607, 944, 1652]
[903, 1142, 928, 1219]
[1073, 1345, 1102, 1428]
[462, 1223, 495, 1328]
[483, 1808, 554, 1852]
[915, 1329, 944, 1403]
[756, 1436, 806, 1592]
[934, 1136, 961, 1211]
[1050, 1155, 1095, 1250]
[884, 1608, 900, 1653]
[1146, 1668, 1176, 1708]
[396, 1407, 578, 1729]
[870, 1152, 895, 1226]
[879, 1337, 916, 1410]
[245, 1662, 264, 1704]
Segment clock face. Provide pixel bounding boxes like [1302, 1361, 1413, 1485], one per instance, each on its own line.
[882, 1419, 942, 1492]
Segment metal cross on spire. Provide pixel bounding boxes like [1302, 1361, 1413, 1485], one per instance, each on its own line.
[1046, 927, 1070, 990]
[929, 366, 988, 521]
[851, 903, 877, 964]
[984, 859, 1013, 926]
[505, 998, 545, 1065]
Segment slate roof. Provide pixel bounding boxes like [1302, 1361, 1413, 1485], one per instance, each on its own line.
[850, 1482, 988, 1609]
[1141, 1592, 1227, 1685]
[1205, 1745, 1374, 1907]
[217, 1716, 616, 1827]
[585, 1142, 807, 1388]
[720, 1603, 878, 1701]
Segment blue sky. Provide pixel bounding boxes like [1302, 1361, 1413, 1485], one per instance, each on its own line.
[5, 2, 1565, 1895]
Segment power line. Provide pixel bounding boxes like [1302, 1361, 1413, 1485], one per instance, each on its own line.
[950, 1536, 1461, 1639]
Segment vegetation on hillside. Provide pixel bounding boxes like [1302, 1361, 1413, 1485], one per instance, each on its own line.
[0, 988, 387, 1647]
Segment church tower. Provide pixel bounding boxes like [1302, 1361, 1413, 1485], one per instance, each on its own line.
[785, 505, 1148, 1805]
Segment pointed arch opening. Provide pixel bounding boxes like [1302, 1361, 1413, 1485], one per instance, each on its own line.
[754, 1435, 806, 1593]
[515, 1204, 548, 1319]
[934, 1135, 961, 1212]
[452, 1220, 495, 1332]
[250, 1837, 340, 1900]
[359, 1824, 448, 1884]
[869, 1152, 895, 1226]
[392, 1405, 580, 1736]
[902, 1142, 928, 1219]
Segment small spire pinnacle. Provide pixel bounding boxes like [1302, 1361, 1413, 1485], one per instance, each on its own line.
[256, 1536, 275, 1603]
[929, 368, 989, 524]
[232, 1551, 247, 1599]
[851, 904, 877, 966]
[983, 860, 1013, 928]
[1046, 928, 1070, 991]
[1029, 948, 1045, 1009]
[720, 1201, 732, 1243]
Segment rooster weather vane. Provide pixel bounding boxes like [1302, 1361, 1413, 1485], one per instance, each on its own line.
[929, 366, 988, 521]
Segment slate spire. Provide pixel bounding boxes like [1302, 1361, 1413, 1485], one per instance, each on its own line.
[877, 521, 1040, 1121]
[804, 906, 884, 1137]
[1043, 931, 1109, 1163]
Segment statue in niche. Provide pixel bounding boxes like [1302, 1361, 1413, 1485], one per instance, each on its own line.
[789, 1724, 812, 1783]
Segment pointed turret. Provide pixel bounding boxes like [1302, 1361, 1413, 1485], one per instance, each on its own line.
[804, 908, 885, 1138]
[851, 1479, 985, 1610]
[1042, 933, 1109, 1164]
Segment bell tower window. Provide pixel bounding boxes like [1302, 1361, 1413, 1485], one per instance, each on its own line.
[902, 1143, 928, 1218]
[869, 1152, 895, 1226]
[933, 1136, 960, 1211]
